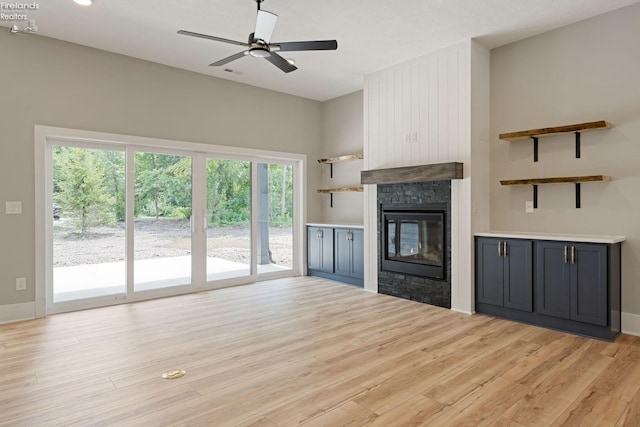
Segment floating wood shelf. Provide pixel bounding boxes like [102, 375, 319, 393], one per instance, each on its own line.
[318, 152, 363, 181]
[317, 187, 364, 193]
[317, 153, 364, 164]
[500, 175, 612, 186]
[499, 120, 611, 162]
[317, 186, 363, 208]
[500, 175, 612, 209]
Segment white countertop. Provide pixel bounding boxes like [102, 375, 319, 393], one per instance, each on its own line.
[475, 231, 625, 244]
[307, 223, 364, 229]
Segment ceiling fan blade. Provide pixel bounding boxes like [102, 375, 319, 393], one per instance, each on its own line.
[254, 10, 278, 43]
[209, 51, 248, 67]
[177, 30, 248, 47]
[274, 40, 338, 52]
[265, 52, 297, 73]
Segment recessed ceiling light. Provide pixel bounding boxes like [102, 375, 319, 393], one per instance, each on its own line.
[73, 0, 93, 5]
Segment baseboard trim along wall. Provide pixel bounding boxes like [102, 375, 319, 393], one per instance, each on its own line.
[622, 312, 640, 337]
[0, 302, 35, 325]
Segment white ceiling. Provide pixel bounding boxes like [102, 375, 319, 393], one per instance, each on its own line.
[6, 0, 640, 101]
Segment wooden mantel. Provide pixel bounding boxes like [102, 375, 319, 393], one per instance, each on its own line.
[361, 162, 463, 185]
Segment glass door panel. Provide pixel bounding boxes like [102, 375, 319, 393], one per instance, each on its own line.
[134, 152, 192, 291]
[52, 146, 126, 302]
[257, 162, 293, 275]
[206, 158, 251, 281]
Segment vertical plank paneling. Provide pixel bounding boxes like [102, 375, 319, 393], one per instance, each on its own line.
[419, 59, 429, 164]
[371, 76, 380, 169]
[438, 53, 449, 163]
[428, 55, 439, 162]
[402, 65, 410, 166]
[394, 68, 403, 168]
[449, 49, 460, 162]
[410, 62, 420, 166]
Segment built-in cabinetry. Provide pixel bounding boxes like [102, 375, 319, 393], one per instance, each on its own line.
[475, 233, 623, 341]
[307, 224, 364, 287]
[476, 238, 533, 313]
[307, 226, 334, 274]
[536, 241, 608, 327]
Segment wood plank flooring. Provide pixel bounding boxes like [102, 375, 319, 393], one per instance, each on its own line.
[1, 276, 640, 426]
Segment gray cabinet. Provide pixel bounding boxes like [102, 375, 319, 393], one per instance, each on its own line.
[335, 228, 364, 281]
[307, 226, 364, 287]
[477, 237, 533, 312]
[537, 241, 607, 326]
[307, 226, 334, 273]
[475, 236, 621, 341]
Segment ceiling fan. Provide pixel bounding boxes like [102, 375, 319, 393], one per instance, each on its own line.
[177, 0, 337, 73]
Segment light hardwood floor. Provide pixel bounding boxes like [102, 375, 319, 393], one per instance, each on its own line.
[1, 276, 640, 426]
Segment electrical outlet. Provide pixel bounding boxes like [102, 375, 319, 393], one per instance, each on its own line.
[16, 277, 26, 291]
[525, 201, 534, 213]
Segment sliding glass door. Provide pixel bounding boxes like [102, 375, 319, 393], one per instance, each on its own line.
[256, 162, 293, 275]
[52, 145, 126, 303]
[205, 158, 251, 281]
[134, 152, 193, 292]
[44, 134, 301, 314]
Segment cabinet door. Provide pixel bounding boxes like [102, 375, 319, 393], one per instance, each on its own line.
[503, 239, 533, 312]
[536, 241, 571, 320]
[307, 227, 321, 271]
[334, 228, 351, 277]
[351, 229, 364, 279]
[319, 228, 334, 273]
[307, 227, 334, 273]
[571, 243, 608, 326]
[476, 238, 504, 307]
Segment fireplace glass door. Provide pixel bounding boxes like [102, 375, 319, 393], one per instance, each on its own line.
[382, 210, 445, 279]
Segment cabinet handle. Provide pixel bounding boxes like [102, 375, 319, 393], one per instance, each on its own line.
[317, 229, 322, 239]
[564, 245, 568, 264]
[504, 242, 508, 257]
[498, 241, 502, 257]
[571, 246, 575, 265]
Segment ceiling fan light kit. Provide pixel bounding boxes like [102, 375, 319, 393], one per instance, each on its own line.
[178, 0, 337, 73]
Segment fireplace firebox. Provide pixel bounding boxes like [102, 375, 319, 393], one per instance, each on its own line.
[381, 204, 446, 280]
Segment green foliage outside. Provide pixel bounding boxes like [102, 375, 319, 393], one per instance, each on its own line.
[54, 147, 118, 234]
[53, 147, 294, 233]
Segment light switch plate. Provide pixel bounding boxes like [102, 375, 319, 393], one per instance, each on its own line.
[5, 201, 22, 214]
[525, 201, 534, 213]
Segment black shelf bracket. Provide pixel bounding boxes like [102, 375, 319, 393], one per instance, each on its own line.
[531, 137, 539, 162]
[330, 193, 333, 208]
[330, 163, 333, 178]
[575, 132, 581, 159]
[575, 183, 581, 208]
[533, 184, 538, 209]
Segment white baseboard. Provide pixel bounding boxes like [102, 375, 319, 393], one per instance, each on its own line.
[451, 307, 474, 315]
[0, 302, 36, 325]
[622, 312, 640, 337]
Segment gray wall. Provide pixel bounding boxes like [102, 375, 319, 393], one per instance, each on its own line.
[319, 91, 364, 224]
[0, 31, 323, 307]
[490, 3, 640, 316]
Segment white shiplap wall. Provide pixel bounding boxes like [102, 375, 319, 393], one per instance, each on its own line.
[363, 40, 489, 313]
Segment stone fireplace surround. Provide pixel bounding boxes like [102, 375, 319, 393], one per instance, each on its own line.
[361, 162, 463, 309]
[377, 181, 452, 308]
